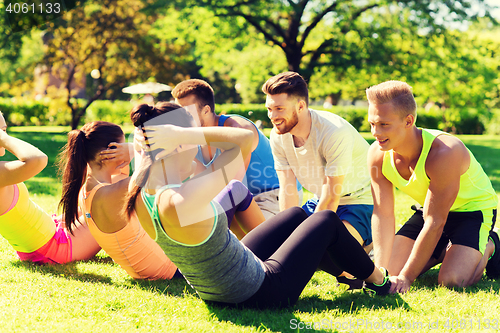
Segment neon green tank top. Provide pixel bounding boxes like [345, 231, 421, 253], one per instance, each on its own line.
[382, 129, 497, 212]
[0, 183, 55, 252]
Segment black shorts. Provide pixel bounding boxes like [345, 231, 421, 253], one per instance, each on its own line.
[396, 207, 497, 259]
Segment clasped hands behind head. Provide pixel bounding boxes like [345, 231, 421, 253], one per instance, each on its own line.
[134, 124, 183, 160]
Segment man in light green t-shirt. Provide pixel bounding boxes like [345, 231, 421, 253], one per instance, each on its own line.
[366, 80, 500, 293]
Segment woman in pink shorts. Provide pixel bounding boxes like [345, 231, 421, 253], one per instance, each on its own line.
[0, 112, 101, 264]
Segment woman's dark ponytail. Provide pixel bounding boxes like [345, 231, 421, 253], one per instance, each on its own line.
[58, 122, 124, 234]
[58, 130, 90, 234]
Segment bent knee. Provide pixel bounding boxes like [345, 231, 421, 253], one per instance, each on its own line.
[438, 272, 471, 288]
[227, 179, 246, 191]
[314, 209, 340, 224]
[289, 206, 308, 216]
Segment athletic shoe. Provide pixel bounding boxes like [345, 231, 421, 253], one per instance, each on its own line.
[336, 276, 364, 290]
[363, 267, 391, 296]
[486, 229, 500, 280]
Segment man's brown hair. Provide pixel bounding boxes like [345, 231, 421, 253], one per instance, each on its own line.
[262, 72, 309, 106]
[172, 79, 215, 114]
[366, 80, 417, 118]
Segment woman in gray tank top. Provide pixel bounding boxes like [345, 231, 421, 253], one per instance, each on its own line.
[124, 102, 392, 308]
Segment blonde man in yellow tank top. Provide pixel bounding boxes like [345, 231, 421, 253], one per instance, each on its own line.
[366, 80, 499, 294]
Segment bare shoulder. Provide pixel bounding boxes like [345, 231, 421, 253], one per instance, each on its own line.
[368, 142, 385, 167]
[95, 177, 131, 199]
[224, 115, 259, 150]
[225, 116, 256, 132]
[427, 134, 469, 173]
[429, 134, 468, 160]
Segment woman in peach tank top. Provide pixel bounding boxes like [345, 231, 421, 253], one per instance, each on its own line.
[58, 121, 178, 280]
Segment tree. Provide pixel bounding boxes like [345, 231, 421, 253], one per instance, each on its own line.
[182, 0, 498, 84]
[0, 0, 84, 70]
[43, 0, 187, 129]
[150, 6, 288, 104]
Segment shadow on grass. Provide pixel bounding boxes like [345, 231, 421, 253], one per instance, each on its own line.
[129, 275, 198, 297]
[206, 267, 500, 332]
[11, 256, 201, 299]
[208, 305, 303, 332]
[85, 254, 115, 265]
[206, 291, 408, 332]
[296, 292, 408, 313]
[11, 260, 114, 285]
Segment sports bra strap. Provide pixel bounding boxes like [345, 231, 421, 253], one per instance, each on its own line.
[218, 114, 229, 126]
[81, 183, 110, 218]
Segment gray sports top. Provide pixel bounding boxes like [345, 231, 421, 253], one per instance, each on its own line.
[141, 185, 265, 304]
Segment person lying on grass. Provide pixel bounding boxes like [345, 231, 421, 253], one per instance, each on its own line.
[99, 103, 266, 241]
[0, 111, 100, 264]
[58, 120, 179, 280]
[125, 102, 393, 309]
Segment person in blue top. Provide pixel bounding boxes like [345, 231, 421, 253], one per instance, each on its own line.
[171, 79, 302, 228]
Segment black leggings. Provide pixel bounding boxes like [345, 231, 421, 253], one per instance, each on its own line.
[237, 207, 375, 308]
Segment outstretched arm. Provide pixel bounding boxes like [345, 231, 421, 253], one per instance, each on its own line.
[368, 143, 396, 269]
[0, 130, 47, 188]
[138, 125, 253, 208]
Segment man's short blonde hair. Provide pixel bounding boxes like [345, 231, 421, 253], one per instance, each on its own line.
[366, 81, 417, 118]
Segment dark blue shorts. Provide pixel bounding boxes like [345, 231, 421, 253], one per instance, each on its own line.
[302, 197, 373, 246]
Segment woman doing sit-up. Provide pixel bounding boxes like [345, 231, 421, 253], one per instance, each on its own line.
[58, 121, 178, 279]
[125, 103, 392, 309]
[0, 112, 100, 264]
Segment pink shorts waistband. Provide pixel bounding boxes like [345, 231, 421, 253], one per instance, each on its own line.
[16, 223, 72, 265]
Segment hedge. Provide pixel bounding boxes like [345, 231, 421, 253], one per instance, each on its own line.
[217, 104, 490, 135]
[0, 97, 497, 135]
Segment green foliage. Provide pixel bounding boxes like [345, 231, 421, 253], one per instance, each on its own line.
[0, 97, 77, 126]
[184, 0, 496, 81]
[216, 104, 270, 127]
[440, 108, 486, 135]
[484, 109, 500, 135]
[3, 0, 83, 34]
[219, 103, 493, 135]
[0, 30, 44, 96]
[42, 0, 189, 129]
[84, 100, 132, 125]
[3, 97, 500, 135]
[150, 6, 287, 104]
[0, 98, 48, 125]
[410, 29, 500, 113]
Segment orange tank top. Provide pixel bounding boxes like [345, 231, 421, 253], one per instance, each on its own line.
[80, 183, 177, 280]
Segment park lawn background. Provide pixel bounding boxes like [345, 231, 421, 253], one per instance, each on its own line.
[1, 127, 500, 332]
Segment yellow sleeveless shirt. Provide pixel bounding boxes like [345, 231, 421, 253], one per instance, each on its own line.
[382, 129, 497, 212]
[0, 183, 55, 252]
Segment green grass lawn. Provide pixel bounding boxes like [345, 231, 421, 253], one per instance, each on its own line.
[1, 128, 500, 332]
